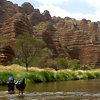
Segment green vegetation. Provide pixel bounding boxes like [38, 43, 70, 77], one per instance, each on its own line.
[1, 65, 100, 85]
[7, 31, 85, 72]
[67, 47, 73, 53]
[54, 58, 68, 70]
[68, 59, 82, 70]
[33, 22, 47, 32]
[13, 34, 46, 72]
[0, 72, 12, 85]
[45, 58, 68, 70]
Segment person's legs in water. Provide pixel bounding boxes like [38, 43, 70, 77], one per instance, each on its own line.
[8, 83, 15, 93]
[11, 83, 14, 91]
[21, 90, 24, 95]
[18, 88, 24, 96]
[18, 90, 20, 96]
[8, 84, 11, 92]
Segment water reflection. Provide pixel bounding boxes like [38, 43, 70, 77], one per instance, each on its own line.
[1, 79, 100, 100]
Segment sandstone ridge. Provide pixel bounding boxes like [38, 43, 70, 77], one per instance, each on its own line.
[1, 0, 100, 67]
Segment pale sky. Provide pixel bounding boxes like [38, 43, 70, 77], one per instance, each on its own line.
[7, 0, 100, 22]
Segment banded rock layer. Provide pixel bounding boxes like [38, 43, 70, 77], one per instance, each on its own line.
[54, 18, 100, 66]
[1, 0, 100, 67]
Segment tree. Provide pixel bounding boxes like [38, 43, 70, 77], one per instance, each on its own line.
[14, 34, 46, 72]
[30, 48, 53, 68]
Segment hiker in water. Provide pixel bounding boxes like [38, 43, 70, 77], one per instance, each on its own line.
[7, 75, 15, 92]
[16, 78, 26, 96]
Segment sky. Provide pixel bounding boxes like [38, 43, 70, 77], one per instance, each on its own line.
[7, 0, 100, 22]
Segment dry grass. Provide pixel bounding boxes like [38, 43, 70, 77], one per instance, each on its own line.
[0, 64, 56, 72]
[0, 64, 26, 72]
[1, 64, 100, 73]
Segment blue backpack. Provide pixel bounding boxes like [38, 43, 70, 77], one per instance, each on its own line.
[8, 77, 14, 83]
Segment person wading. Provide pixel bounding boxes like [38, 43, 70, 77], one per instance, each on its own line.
[16, 78, 26, 96]
[7, 75, 15, 93]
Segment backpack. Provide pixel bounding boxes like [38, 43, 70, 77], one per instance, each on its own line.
[8, 77, 14, 84]
[16, 78, 25, 89]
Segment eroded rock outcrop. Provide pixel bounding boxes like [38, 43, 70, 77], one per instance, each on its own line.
[0, 12, 33, 64]
[54, 17, 100, 67]
[42, 10, 51, 21]
[21, 2, 34, 15]
[0, 0, 19, 23]
[1, 0, 100, 67]
[29, 11, 45, 26]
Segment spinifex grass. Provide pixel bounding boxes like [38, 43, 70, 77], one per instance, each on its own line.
[94, 72, 100, 79]
[85, 72, 96, 79]
[1, 64, 100, 85]
[56, 71, 72, 81]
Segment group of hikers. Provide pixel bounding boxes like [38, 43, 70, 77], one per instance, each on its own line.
[7, 75, 26, 96]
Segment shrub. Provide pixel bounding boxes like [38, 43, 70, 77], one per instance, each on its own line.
[63, 71, 74, 80]
[26, 73, 45, 83]
[85, 72, 96, 79]
[30, 57, 44, 68]
[45, 59, 55, 68]
[68, 59, 82, 70]
[56, 72, 68, 81]
[54, 58, 68, 70]
[38, 70, 56, 82]
[56, 71, 78, 81]
[78, 71, 83, 75]
[70, 72, 79, 80]
[94, 72, 100, 79]
[26, 70, 56, 83]
[79, 73, 88, 80]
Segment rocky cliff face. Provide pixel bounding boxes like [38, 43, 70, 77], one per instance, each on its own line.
[0, 1, 34, 64]
[53, 18, 100, 67]
[1, 0, 100, 67]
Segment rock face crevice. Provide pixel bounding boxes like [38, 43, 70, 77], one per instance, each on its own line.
[1, 0, 100, 67]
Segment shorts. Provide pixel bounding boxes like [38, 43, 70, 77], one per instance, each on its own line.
[8, 83, 15, 91]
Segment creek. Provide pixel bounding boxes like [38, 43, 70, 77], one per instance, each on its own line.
[0, 79, 100, 100]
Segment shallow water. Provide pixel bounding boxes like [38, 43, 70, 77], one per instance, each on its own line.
[1, 79, 100, 100]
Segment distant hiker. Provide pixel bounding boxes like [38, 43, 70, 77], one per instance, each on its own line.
[7, 75, 15, 92]
[16, 78, 26, 96]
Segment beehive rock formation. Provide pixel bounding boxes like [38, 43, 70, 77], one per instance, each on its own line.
[42, 10, 51, 21]
[21, 2, 34, 15]
[54, 18, 100, 67]
[0, 2, 33, 64]
[1, 0, 100, 67]
[29, 11, 45, 26]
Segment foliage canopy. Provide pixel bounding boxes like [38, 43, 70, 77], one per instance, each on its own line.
[13, 34, 46, 71]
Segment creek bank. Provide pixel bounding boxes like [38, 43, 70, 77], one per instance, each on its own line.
[0, 64, 100, 85]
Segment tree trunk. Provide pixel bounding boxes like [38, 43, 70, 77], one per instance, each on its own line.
[26, 63, 28, 72]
